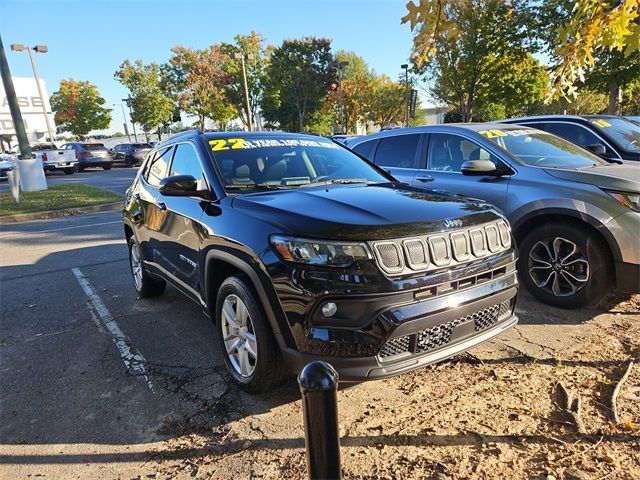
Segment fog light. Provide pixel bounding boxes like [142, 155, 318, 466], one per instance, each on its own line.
[321, 302, 337, 317]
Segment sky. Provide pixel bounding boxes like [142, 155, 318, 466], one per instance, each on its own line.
[0, 0, 417, 134]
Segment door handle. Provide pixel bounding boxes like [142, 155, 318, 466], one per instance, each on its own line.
[156, 201, 167, 211]
[133, 193, 141, 200]
[415, 176, 435, 182]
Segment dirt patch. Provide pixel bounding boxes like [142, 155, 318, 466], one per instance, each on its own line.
[143, 293, 640, 480]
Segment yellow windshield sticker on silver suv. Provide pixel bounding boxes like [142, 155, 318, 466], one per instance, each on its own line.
[591, 119, 612, 128]
[478, 129, 509, 139]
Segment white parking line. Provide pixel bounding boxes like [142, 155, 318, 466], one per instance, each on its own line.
[71, 267, 153, 391]
[0, 220, 121, 239]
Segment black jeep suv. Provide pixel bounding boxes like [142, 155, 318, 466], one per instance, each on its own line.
[123, 130, 519, 392]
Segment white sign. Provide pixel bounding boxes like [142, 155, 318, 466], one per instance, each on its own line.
[0, 76, 56, 142]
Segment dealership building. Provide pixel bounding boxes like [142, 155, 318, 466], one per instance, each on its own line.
[0, 76, 56, 149]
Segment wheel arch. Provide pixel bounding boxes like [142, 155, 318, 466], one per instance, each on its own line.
[512, 209, 620, 266]
[204, 249, 293, 350]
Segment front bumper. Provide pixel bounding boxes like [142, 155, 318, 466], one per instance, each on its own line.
[281, 267, 518, 381]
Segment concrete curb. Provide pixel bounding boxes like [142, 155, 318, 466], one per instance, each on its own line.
[0, 201, 123, 224]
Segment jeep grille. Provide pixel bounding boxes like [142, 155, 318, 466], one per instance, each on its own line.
[371, 220, 511, 276]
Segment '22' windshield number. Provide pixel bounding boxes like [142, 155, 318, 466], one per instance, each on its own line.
[209, 138, 246, 151]
[478, 129, 508, 139]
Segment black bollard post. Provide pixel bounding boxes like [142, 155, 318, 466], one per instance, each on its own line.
[298, 361, 341, 480]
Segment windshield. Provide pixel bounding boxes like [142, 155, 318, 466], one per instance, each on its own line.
[84, 143, 107, 150]
[480, 128, 608, 168]
[32, 144, 57, 150]
[589, 117, 640, 152]
[209, 136, 390, 192]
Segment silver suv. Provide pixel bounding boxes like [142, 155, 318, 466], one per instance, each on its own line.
[349, 124, 640, 308]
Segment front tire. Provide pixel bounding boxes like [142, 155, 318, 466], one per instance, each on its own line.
[103, 164, 112, 171]
[215, 275, 288, 393]
[518, 222, 611, 308]
[128, 237, 166, 298]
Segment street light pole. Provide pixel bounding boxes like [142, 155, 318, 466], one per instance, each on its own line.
[401, 64, 409, 128]
[2, 35, 47, 193]
[11, 43, 55, 142]
[115, 103, 131, 142]
[234, 52, 253, 131]
[122, 97, 138, 142]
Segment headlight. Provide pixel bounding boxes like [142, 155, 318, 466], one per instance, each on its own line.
[270, 235, 371, 267]
[605, 190, 640, 212]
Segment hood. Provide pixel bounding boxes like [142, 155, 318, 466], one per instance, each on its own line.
[231, 183, 501, 241]
[543, 164, 640, 192]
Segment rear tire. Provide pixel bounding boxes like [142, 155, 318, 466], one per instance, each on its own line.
[215, 275, 288, 393]
[78, 166, 85, 172]
[517, 222, 611, 308]
[128, 237, 166, 298]
[64, 168, 75, 175]
[103, 164, 112, 171]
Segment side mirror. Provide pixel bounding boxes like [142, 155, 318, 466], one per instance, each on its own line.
[159, 175, 199, 196]
[461, 160, 499, 176]
[586, 143, 606, 156]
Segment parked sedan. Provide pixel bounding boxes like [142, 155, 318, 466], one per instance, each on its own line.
[61, 142, 114, 171]
[0, 157, 14, 180]
[348, 124, 640, 308]
[112, 143, 152, 167]
[500, 115, 640, 162]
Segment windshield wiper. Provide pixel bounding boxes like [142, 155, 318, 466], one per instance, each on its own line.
[225, 184, 291, 191]
[299, 178, 378, 188]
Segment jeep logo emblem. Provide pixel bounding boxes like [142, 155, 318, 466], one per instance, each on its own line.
[443, 219, 463, 229]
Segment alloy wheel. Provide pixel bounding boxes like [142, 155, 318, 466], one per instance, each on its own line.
[221, 294, 257, 377]
[528, 236, 589, 297]
[130, 242, 143, 291]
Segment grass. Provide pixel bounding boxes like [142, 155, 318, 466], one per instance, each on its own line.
[0, 184, 123, 216]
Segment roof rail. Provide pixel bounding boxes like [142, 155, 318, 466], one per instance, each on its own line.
[169, 128, 203, 139]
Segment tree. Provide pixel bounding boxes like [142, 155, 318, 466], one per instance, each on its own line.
[165, 45, 235, 130]
[584, 49, 640, 114]
[545, 0, 639, 100]
[220, 32, 270, 129]
[330, 50, 374, 134]
[405, 1, 537, 121]
[50, 79, 111, 139]
[535, 88, 609, 115]
[261, 37, 336, 131]
[114, 60, 175, 139]
[367, 75, 406, 128]
[621, 79, 640, 114]
[493, 53, 548, 117]
[403, 0, 640, 100]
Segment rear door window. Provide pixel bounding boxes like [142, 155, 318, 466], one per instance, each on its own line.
[352, 140, 377, 160]
[373, 134, 420, 168]
[542, 123, 600, 148]
[145, 146, 173, 187]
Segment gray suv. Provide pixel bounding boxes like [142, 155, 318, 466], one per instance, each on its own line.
[349, 124, 640, 308]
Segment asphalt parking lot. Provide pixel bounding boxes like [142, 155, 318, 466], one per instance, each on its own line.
[1, 210, 638, 479]
[0, 167, 138, 196]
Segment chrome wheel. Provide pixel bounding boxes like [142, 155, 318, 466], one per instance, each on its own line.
[130, 242, 143, 291]
[528, 236, 589, 297]
[221, 294, 257, 377]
